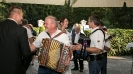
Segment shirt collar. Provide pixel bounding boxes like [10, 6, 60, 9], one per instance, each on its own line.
[7, 18, 18, 24]
[75, 31, 80, 35]
[91, 27, 99, 32]
[23, 26, 26, 28]
[51, 28, 61, 38]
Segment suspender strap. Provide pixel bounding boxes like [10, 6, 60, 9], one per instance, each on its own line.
[89, 29, 105, 41]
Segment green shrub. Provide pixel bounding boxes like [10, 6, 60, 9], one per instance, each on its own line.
[108, 29, 133, 56]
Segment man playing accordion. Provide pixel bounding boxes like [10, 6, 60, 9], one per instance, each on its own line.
[30, 16, 82, 74]
[86, 15, 105, 74]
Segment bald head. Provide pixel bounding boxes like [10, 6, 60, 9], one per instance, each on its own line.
[75, 26, 80, 34]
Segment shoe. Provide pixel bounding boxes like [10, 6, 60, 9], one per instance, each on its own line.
[71, 67, 79, 70]
[71, 58, 74, 61]
[80, 69, 84, 72]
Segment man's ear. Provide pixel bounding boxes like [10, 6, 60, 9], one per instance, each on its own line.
[91, 21, 95, 26]
[14, 14, 18, 20]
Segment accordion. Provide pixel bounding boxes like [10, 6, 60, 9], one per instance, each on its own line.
[76, 36, 91, 60]
[38, 38, 71, 73]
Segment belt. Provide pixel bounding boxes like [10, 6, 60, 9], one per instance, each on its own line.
[89, 54, 103, 61]
[39, 65, 47, 68]
[102, 52, 107, 57]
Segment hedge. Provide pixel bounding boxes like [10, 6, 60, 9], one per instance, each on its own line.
[84, 29, 133, 56]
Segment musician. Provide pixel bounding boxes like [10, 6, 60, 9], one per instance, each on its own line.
[86, 15, 105, 74]
[30, 16, 81, 74]
[73, 26, 85, 72]
[99, 21, 111, 74]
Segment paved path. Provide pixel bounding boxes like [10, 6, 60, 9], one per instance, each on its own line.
[26, 56, 133, 74]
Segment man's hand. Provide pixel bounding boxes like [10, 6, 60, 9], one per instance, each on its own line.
[70, 44, 82, 51]
[75, 43, 82, 50]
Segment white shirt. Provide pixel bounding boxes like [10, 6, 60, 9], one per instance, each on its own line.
[8, 18, 17, 24]
[63, 29, 72, 74]
[33, 29, 71, 48]
[23, 26, 33, 38]
[126, 42, 133, 49]
[23, 26, 33, 45]
[104, 33, 111, 52]
[74, 32, 80, 43]
[90, 27, 105, 54]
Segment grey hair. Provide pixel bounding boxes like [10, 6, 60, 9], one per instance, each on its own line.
[45, 15, 58, 27]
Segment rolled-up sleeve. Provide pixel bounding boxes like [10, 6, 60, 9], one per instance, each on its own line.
[33, 34, 42, 48]
[105, 34, 111, 48]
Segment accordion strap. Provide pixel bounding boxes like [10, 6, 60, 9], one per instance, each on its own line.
[41, 32, 63, 46]
[46, 32, 63, 39]
[53, 32, 63, 38]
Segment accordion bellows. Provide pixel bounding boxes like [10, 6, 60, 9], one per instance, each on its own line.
[38, 38, 71, 73]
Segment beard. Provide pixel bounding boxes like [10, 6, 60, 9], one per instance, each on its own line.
[45, 27, 48, 32]
[45, 29, 48, 32]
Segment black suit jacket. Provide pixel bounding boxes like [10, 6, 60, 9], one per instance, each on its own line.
[80, 32, 85, 37]
[73, 32, 85, 45]
[71, 29, 76, 44]
[0, 19, 32, 74]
